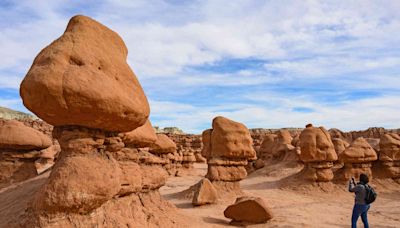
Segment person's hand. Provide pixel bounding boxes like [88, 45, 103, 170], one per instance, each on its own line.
[351, 177, 355, 183]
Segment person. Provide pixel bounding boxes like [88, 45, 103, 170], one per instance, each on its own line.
[348, 173, 370, 228]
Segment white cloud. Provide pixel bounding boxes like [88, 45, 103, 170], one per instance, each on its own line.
[0, 0, 400, 133]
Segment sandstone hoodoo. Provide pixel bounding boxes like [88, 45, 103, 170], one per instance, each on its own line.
[337, 137, 378, 180]
[224, 196, 273, 225]
[202, 116, 256, 193]
[379, 133, 400, 179]
[167, 133, 202, 167]
[299, 124, 338, 182]
[0, 120, 53, 187]
[14, 15, 186, 227]
[150, 133, 184, 176]
[258, 130, 297, 162]
[20, 15, 150, 133]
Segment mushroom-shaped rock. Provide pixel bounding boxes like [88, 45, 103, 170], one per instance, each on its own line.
[299, 124, 337, 182]
[379, 133, 400, 178]
[0, 120, 51, 150]
[202, 116, 256, 195]
[337, 137, 378, 180]
[299, 126, 337, 163]
[192, 178, 218, 206]
[150, 134, 176, 154]
[20, 15, 149, 132]
[340, 137, 377, 163]
[211, 116, 255, 159]
[224, 197, 273, 225]
[121, 120, 157, 148]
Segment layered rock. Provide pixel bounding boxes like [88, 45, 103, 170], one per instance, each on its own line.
[337, 137, 378, 180]
[167, 133, 202, 168]
[224, 196, 273, 225]
[202, 116, 256, 193]
[13, 15, 186, 227]
[258, 130, 298, 162]
[378, 133, 400, 179]
[299, 124, 338, 182]
[0, 120, 53, 187]
[149, 134, 183, 176]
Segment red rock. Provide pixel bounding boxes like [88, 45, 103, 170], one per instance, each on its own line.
[150, 134, 177, 154]
[224, 196, 273, 224]
[121, 120, 157, 148]
[192, 178, 218, 206]
[20, 15, 149, 132]
[0, 120, 51, 150]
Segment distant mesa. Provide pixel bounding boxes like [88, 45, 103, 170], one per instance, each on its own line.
[0, 106, 37, 120]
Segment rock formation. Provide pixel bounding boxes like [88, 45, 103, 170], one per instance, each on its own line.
[149, 133, 184, 176]
[167, 133, 201, 168]
[378, 133, 400, 179]
[337, 137, 378, 180]
[13, 15, 186, 227]
[332, 138, 349, 156]
[224, 196, 273, 225]
[0, 120, 53, 188]
[299, 124, 338, 182]
[258, 130, 298, 162]
[202, 116, 256, 194]
[192, 178, 218, 206]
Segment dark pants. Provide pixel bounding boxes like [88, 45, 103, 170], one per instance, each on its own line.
[351, 204, 370, 228]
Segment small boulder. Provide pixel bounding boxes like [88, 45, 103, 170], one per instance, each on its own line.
[224, 196, 273, 224]
[192, 178, 218, 206]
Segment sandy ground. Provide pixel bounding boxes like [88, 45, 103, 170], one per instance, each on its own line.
[0, 163, 399, 228]
[160, 163, 400, 228]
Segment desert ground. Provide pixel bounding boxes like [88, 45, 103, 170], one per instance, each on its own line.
[2, 161, 399, 228]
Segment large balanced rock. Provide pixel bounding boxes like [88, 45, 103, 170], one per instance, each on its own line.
[299, 124, 338, 182]
[336, 137, 377, 180]
[224, 196, 273, 225]
[378, 133, 400, 179]
[202, 116, 256, 194]
[20, 15, 150, 132]
[13, 15, 187, 227]
[0, 120, 53, 187]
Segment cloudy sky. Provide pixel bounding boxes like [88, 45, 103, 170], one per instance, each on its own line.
[1, 0, 399, 133]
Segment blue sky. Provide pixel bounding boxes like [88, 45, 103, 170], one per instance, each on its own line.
[1, 0, 400, 133]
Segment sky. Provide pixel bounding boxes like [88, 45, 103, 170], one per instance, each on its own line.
[0, 0, 400, 133]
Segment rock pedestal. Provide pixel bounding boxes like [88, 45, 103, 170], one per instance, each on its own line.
[202, 116, 256, 193]
[14, 15, 187, 227]
[379, 133, 400, 179]
[0, 120, 53, 188]
[299, 124, 338, 182]
[337, 137, 377, 180]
